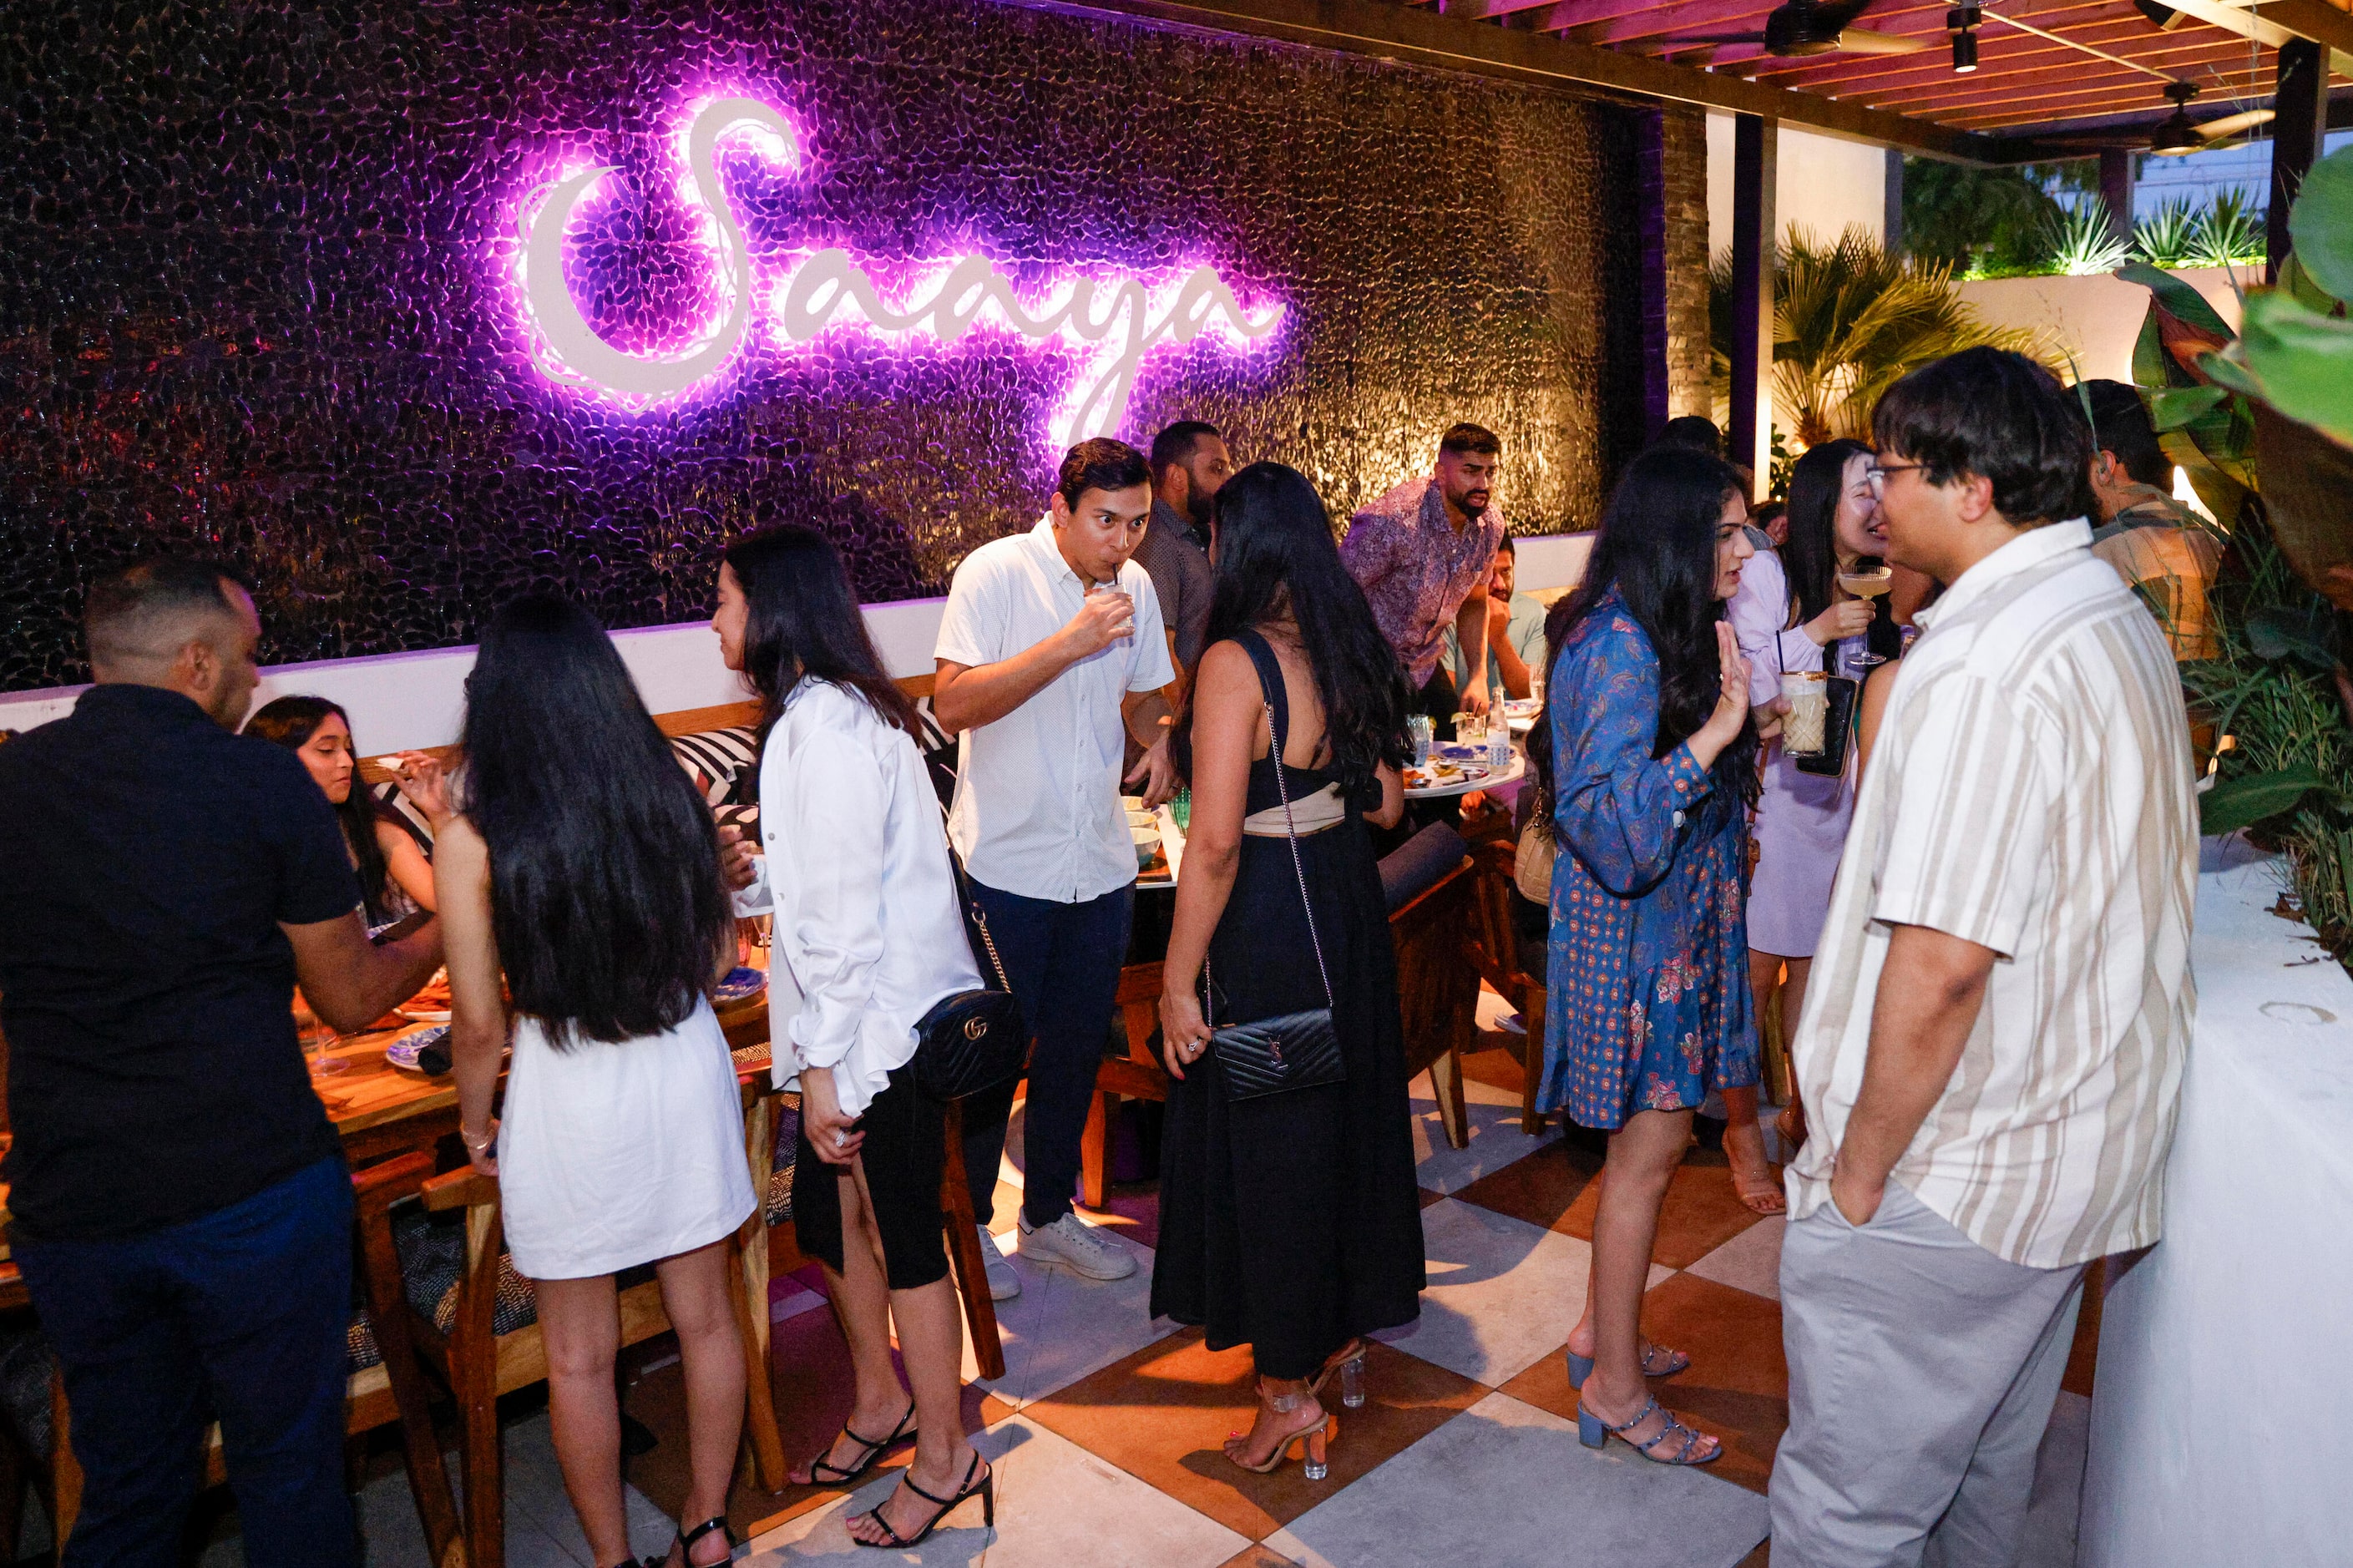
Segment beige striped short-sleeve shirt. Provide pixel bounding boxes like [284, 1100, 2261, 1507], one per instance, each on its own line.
[1786, 519, 2198, 1268]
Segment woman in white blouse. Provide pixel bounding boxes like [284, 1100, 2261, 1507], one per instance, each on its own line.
[712, 526, 994, 1550]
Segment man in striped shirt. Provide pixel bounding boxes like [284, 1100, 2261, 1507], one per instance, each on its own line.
[1770, 350, 2198, 1566]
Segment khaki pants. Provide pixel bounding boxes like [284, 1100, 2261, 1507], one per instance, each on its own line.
[1770, 1181, 2086, 1568]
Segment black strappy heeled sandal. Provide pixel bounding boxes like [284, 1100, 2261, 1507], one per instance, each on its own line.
[801, 1399, 917, 1488]
[850, 1450, 994, 1550]
[663, 1515, 736, 1567]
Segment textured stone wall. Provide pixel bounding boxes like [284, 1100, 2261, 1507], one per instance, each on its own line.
[0, 0, 1653, 690]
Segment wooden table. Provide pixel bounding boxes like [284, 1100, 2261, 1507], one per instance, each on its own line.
[324, 953, 777, 1166]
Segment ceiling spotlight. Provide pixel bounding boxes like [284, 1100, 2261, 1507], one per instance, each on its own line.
[1948, 6, 1981, 74]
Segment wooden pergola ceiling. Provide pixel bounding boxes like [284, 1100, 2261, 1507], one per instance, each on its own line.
[1398, 0, 2353, 137]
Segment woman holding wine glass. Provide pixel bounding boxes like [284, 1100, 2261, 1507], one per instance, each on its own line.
[1726, 440, 1903, 1168]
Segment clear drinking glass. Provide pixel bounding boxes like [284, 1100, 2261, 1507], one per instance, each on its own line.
[1407, 713, 1434, 766]
[1836, 567, 1894, 670]
[1781, 672, 1829, 759]
[301, 1019, 350, 1077]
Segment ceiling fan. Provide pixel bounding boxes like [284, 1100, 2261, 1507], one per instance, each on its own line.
[1667, 0, 1930, 57]
[2144, 81, 2273, 155]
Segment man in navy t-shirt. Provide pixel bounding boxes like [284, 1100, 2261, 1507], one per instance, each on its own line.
[0, 558, 444, 1566]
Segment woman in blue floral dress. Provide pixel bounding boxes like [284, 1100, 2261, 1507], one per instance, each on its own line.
[1525, 445, 1769, 1467]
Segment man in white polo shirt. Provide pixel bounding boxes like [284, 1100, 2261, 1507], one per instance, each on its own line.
[1770, 349, 2197, 1565]
[934, 438, 1178, 1297]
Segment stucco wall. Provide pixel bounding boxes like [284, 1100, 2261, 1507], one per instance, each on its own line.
[1955, 267, 2249, 385]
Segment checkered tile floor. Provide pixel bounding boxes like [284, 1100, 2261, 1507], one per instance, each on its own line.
[322, 1022, 2095, 1568]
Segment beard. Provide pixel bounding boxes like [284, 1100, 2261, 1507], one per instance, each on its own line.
[1183, 480, 1217, 530]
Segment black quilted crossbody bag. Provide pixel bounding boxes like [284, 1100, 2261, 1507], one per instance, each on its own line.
[910, 849, 1026, 1103]
[1203, 672, 1346, 1103]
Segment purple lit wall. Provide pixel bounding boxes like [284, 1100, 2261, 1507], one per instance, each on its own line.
[0, 0, 1655, 692]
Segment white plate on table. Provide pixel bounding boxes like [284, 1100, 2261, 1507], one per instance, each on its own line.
[713, 966, 768, 1005]
[384, 1025, 449, 1074]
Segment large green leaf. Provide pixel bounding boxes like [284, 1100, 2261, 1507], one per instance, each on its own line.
[2287, 145, 2353, 304]
[2244, 605, 2338, 667]
[2148, 385, 2230, 431]
[2232, 292, 2353, 447]
[2201, 764, 2334, 837]
[2253, 403, 2353, 598]
[2116, 261, 2236, 337]
[2277, 252, 2342, 316]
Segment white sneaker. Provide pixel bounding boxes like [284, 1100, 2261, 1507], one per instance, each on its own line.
[1016, 1211, 1137, 1281]
[974, 1225, 1021, 1302]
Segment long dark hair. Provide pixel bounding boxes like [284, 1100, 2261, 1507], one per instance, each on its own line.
[722, 525, 923, 766]
[1781, 438, 1873, 630]
[1531, 446, 1760, 825]
[459, 594, 731, 1047]
[1171, 463, 1411, 797]
[245, 694, 394, 921]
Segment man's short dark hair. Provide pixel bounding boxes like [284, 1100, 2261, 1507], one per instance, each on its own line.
[1439, 422, 1502, 458]
[1149, 420, 1221, 483]
[83, 555, 252, 668]
[1870, 348, 2094, 528]
[1495, 534, 1516, 556]
[1055, 438, 1152, 511]
[1656, 416, 1724, 457]
[2081, 379, 2170, 488]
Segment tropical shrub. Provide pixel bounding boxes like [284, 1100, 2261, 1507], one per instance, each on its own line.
[2038, 200, 2131, 276]
[1709, 226, 2055, 449]
[2188, 188, 2267, 270]
[2132, 198, 2202, 269]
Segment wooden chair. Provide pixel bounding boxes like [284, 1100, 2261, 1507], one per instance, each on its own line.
[405, 1161, 789, 1568]
[0, 1151, 462, 1565]
[1463, 838, 1549, 1136]
[1074, 851, 1487, 1206]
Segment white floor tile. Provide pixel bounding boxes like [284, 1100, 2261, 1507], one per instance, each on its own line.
[1265, 1391, 1768, 1568]
[962, 1222, 1177, 1409]
[2022, 1390, 2091, 1568]
[1407, 1075, 1560, 1196]
[742, 1414, 1247, 1566]
[1372, 1197, 1668, 1388]
[1683, 1213, 1785, 1302]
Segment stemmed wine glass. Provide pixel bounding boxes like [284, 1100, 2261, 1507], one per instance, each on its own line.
[1835, 564, 1895, 674]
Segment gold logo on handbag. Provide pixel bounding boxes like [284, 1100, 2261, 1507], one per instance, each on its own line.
[963, 1018, 988, 1040]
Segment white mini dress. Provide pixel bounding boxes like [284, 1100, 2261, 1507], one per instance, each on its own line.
[494, 999, 755, 1282]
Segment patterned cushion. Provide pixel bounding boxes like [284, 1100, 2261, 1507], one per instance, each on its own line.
[367, 779, 438, 852]
[766, 1095, 802, 1228]
[392, 1204, 539, 1338]
[670, 726, 760, 807]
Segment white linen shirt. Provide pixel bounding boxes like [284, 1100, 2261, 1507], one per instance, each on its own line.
[731, 680, 983, 1117]
[934, 518, 1176, 903]
[1786, 519, 2198, 1268]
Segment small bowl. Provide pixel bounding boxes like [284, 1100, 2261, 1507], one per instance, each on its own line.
[1131, 822, 1161, 867]
[1125, 808, 1156, 828]
[1120, 795, 1147, 812]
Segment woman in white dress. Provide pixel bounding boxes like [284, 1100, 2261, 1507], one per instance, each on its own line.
[712, 525, 994, 1550]
[440, 594, 753, 1568]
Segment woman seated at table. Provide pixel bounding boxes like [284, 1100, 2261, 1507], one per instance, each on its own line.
[711, 524, 993, 1550]
[245, 695, 451, 924]
[1153, 462, 1424, 1482]
[438, 596, 753, 1568]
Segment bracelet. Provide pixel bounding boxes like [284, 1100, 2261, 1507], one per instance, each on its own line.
[461, 1120, 498, 1154]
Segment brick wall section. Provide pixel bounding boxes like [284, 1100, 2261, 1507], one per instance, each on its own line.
[1659, 105, 1713, 422]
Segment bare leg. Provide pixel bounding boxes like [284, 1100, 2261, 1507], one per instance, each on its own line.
[792, 1163, 913, 1489]
[535, 1273, 632, 1567]
[843, 1166, 986, 1546]
[653, 1239, 746, 1566]
[1578, 1108, 1719, 1459]
[1775, 957, 1814, 1151]
[1222, 1370, 1327, 1469]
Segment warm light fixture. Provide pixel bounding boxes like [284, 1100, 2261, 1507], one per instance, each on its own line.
[1947, 5, 1981, 73]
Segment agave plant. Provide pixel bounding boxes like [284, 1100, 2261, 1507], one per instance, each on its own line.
[1709, 226, 2057, 449]
[2038, 200, 2132, 276]
[2189, 188, 2267, 269]
[2132, 198, 2202, 268]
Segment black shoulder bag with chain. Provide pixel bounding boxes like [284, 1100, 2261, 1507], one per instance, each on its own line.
[1202, 650, 1348, 1103]
[910, 841, 1026, 1103]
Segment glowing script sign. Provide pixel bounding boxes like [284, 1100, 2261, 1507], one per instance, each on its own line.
[514, 95, 1287, 446]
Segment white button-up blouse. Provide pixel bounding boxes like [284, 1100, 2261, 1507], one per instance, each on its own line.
[731, 680, 983, 1117]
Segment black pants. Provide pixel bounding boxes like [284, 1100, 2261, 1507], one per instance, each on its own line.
[795, 1065, 950, 1291]
[957, 878, 1135, 1229]
[15, 1156, 357, 1568]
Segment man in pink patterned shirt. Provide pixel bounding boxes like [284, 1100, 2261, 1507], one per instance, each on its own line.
[1340, 423, 1508, 737]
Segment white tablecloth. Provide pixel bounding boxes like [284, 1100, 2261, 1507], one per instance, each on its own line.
[2080, 839, 2353, 1565]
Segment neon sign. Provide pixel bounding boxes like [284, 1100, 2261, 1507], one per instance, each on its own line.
[514, 94, 1287, 447]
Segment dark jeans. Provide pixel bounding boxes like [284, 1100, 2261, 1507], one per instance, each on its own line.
[1414, 661, 1460, 741]
[959, 878, 1134, 1229]
[14, 1156, 357, 1568]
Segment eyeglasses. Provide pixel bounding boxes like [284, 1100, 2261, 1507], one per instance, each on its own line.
[1865, 463, 1925, 493]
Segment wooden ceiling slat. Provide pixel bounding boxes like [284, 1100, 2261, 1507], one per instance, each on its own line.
[1801, 40, 2283, 104]
[1742, 15, 2261, 83]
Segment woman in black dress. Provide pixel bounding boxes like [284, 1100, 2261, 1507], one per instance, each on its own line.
[1153, 462, 1425, 1480]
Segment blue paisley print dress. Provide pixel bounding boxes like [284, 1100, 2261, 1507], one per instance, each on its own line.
[1538, 593, 1761, 1130]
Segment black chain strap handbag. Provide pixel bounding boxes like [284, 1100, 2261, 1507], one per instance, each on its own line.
[1203, 681, 1347, 1103]
[910, 852, 1026, 1102]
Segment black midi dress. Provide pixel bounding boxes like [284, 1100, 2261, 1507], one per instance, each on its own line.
[1150, 630, 1426, 1380]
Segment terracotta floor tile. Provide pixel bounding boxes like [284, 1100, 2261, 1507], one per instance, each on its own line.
[1218, 1546, 1303, 1568]
[625, 1304, 1012, 1540]
[1448, 1132, 1608, 1232]
[1020, 1328, 1485, 1541]
[1460, 1042, 1529, 1096]
[1739, 1539, 1774, 1565]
